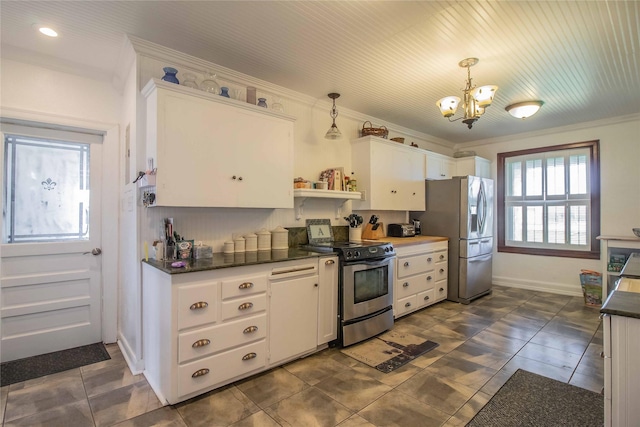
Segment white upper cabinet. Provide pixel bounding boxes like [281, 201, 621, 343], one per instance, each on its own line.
[143, 79, 295, 208]
[456, 156, 491, 179]
[351, 136, 425, 211]
[426, 152, 456, 180]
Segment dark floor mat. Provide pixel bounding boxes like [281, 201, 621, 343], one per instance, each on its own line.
[1, 342, 111, 387]
[467, 369, 604, 427]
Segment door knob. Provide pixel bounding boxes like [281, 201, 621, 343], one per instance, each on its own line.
[83, 248, 102, 255]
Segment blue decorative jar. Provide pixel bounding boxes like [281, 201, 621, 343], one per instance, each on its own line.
[161, 67, 179, 84]
[220, 87, 230, 98]
[257, 98, 268, 108]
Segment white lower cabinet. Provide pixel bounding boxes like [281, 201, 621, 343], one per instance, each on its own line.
[142, 257, 336, 405]
[394, 241, 448, 318]
[603, 313, 640, 426]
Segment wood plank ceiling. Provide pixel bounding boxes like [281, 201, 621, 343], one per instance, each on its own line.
[1, 1, 638, 144]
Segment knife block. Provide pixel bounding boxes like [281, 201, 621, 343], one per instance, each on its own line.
[361, 222, 385, 240]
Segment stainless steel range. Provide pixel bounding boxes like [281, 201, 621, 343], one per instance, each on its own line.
[304, 241, 396, 347]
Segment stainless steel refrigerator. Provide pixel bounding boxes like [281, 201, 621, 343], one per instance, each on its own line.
[411, 176, 493, 304]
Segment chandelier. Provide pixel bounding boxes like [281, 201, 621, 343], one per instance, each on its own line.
[436, 58, 498, 129]
[325, 93, 342, 140]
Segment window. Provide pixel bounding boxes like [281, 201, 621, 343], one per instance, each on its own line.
[3, 134, 91, 243]
[497, 140, 600, 259]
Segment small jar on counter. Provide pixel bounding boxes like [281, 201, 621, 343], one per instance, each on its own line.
[244, 233, 258, 252]
[257, 228, 271, 251]
[233, 235, 245, 253]
[271, 226, 289, 250]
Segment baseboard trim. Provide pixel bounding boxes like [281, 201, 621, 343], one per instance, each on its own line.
[117, 336, 144, 375]
[493, 276, 583, 297]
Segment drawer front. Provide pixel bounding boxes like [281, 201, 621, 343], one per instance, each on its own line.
[397, 253, 435, 278]
[178, 314, 267, 364]
[221, 275, 268, 300]
[396, 273, 434, 299]
[221, 293, 267, 321]
[435, 281, 447, 301]
[434, 250, 448, 263]
[435, 264, 447, 281]
[178, 340, 266, 398]
[178, 282, 218, 330]
[417, 288, 436, 308]
[395, 295, 417, 317]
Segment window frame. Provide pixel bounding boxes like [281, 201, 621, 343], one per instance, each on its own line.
[497, 140, 600, 259]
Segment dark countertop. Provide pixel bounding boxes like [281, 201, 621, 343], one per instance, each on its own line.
[620, 252, 640, 278]
[601, 290, 640, 319]
[143, 248, 330, 274]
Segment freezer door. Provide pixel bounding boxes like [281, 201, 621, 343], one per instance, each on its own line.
[459, 253, 493, 303]
[460, 237, 493, 258]
[462, 176, 493, 240]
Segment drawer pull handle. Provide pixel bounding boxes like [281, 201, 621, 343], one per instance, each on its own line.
[427, 276, 433, 281]
[192, 339, 211, 348]
[242, 352, 257, 361]
[192, 368, 210, 378]
[440, 268, 445, 273]
[439, 287, 445, 292]
[190, 301, 208, 310]
[243, 326, 259, 334]
[238, 302, 254, 311]
[427, 257, 433, 262]
[404, 262, 410, 267]
[600, 351, 605, 359]
[403, 282, 409, 288]
[439, 254, 445, 260]
[405, 302, 412, 307]
[325, 259, 335, 265]
[424, 295, 430, 301]
[239, 282, 254, 290]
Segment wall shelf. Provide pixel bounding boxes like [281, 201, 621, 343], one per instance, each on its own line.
[293, 189, 363, 220]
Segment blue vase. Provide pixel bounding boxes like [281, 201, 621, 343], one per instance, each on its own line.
[257, 98, 268, 108]
[220, 87, 230, 98]
[161, 67, 179, 84]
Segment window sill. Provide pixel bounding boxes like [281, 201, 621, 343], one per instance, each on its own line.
[497, 245, 600, 260]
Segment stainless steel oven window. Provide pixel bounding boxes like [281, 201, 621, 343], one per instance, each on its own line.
[353, 267, 388, 304]
[342, 258, 394, 321]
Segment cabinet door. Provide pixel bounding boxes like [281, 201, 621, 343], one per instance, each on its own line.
[269, 275, 318, 365]
[426, 154, 455, 180]
[317, 256, 338, 345]
[150, 83, 293, 208]
[370, 142, 399, 210]
[456, 157, 491, 179]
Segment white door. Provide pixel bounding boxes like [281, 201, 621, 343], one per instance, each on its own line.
[1, 130, 103, 362]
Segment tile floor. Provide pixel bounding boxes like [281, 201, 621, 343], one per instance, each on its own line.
[0, 285, 604, 427]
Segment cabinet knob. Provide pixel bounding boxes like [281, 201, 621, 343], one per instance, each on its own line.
[439, 254, 445, 260]
[405, 302, 411, 307]
[192, 339, 211, 348]
[190, 301, 208, 310]
[238, 302, 254, 311]
[232, 175, 237, 180]
[427, 257, 433, 262]
[439, 287, 445, 292]
[391, 190, 397, 194]
[424, 295, 430, 301]
[404, 261, 410, 267]
[403, 282, 409, 288]
[238, 282, 254, 290]
[238, 176, 243, 181]
[192, 368, 210, 378]
[440, 268, 445, 273]
[243, 326, 259, 334]
[413, 192, 416, 195]
[242, 352, 257, 361]
[427, 276, 433, 281]
[314, 283, 319, 287]
[325, 259, 335, 265]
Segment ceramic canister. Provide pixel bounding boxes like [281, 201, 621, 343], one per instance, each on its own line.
[257, 228, 271, 251]
[233, 235, 245, 253]
[223, 241, 235, 254]
[244, 233, 258, 252]
[271, 226, 289, 250]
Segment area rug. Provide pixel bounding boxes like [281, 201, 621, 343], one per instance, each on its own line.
[341, 331, 438, 373]
[0, 342, 111, 387]
[466, 369, 604, 427]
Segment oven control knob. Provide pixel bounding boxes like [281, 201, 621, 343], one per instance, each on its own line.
[345, 251, 352, 258]
[354, 251, 361, 258]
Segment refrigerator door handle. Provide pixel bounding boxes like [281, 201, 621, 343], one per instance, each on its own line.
[478, 181, 487, 235]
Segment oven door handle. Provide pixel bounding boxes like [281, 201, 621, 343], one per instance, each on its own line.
[345, 257, 393, 268]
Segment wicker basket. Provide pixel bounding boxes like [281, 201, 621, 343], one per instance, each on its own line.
[361, 121, 388, 139]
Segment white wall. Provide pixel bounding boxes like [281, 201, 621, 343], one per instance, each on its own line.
[461, 116, 640, 295]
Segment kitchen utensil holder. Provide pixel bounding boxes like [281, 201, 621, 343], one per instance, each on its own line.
[349, 227, 362, 242]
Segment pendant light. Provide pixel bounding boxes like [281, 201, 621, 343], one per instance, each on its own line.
[436, 58, 498, 129]
[325, 93, 342, 140]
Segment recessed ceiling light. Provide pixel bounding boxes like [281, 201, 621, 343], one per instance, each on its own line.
[38, 27, 58, 37]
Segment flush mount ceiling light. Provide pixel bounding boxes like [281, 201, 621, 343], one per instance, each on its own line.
[436, 58, 498, 129]
[32, 23, 59, 37]
[325, 93, 342, 140]
[506, 101, 544, 119]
